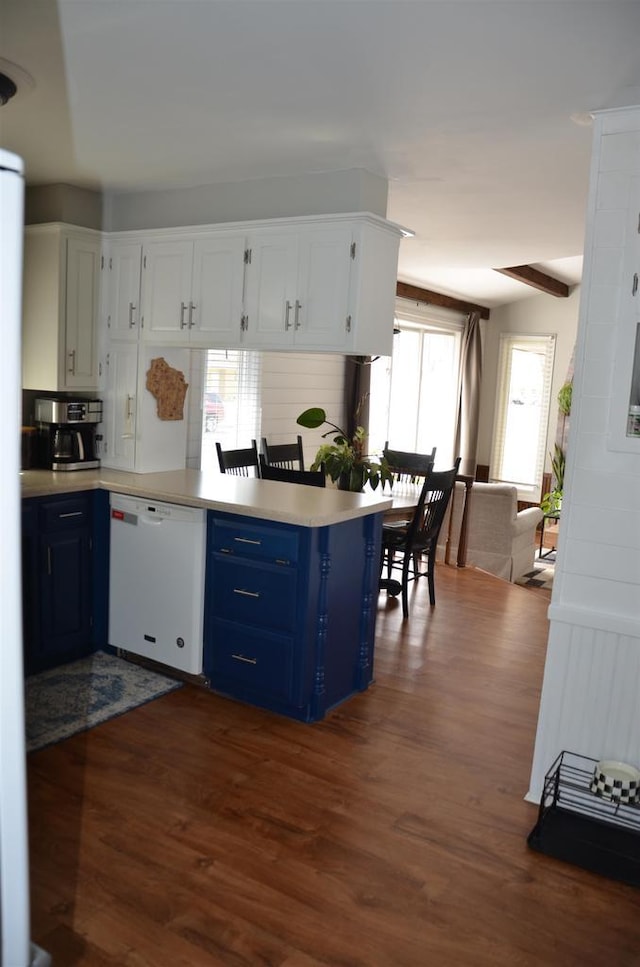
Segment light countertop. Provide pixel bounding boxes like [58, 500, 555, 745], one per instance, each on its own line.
[20, 468, 393, 528]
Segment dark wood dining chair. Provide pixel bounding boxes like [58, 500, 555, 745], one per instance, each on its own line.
[380, 457, 461, 619]
[261, 435, 305, 470]
[383, 443, 437, 482]
[216, 440, 261, 477]
[259, 455, 325, 487]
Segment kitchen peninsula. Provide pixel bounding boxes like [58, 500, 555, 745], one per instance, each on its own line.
[21, 469, 392, 721]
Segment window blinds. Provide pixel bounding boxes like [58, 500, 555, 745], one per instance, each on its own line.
[490, 333, 556, 499]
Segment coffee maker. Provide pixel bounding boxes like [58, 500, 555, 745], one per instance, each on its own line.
[35, 398, 103, 471]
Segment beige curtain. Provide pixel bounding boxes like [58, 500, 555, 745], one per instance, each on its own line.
[454, 311, 482, 476]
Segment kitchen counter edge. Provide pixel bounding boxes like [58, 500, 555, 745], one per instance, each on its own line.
[20, 468, 392, 528]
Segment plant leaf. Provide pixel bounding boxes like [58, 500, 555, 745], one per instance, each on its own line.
[296, 407, 327, 429]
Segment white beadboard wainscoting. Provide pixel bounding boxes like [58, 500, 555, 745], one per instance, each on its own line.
[527, 618, 640, 802]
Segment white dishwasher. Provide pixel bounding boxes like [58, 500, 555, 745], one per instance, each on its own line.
[108, 492, 206, 674]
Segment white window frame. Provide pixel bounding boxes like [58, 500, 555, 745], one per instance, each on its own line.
[369, 299, 465, 465]
[490, 332, 556, 502]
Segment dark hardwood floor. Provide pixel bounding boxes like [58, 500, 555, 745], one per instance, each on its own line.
[27, 566, 640, 966]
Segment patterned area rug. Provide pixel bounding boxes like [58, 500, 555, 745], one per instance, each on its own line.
[516, 550, 555, 592]
[25, 650, 183, 753]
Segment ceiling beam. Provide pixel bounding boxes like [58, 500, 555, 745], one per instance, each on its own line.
[396, 281, 491, 320]
[493, 265, 570, 298]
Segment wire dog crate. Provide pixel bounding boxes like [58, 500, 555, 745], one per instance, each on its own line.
[527, 750, 640, 887]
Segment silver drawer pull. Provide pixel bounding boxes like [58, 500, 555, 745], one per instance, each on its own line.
[59, 511, 83, 518]
[231, 653, 257, 665]
[233, 588, 260, 598]
[234, 537, 261, 546]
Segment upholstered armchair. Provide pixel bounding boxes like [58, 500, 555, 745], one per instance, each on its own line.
[439, 482, 543, 583]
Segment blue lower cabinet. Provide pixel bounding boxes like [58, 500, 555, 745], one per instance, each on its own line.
[22, 491, 106, 675]
[204, 510, 383, 721]
[21, 502, 40, 665]
[209, 620, 295, 704]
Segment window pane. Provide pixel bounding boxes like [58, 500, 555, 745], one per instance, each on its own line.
[490, 334, 556, 500]
[501, 348, 546, 485]
[201, 350, 261, 473]
[369, 322, 461, 467]
[387, 330, 421, 449]
[417, 331, 458, 466]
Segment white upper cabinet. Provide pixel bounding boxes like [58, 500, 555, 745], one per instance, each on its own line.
[106, 240, 143, 341]
[243, 215, 403, 355]
[104, 213, 405, 356]
[243, 225, 353, 350]
[140, 233, 245, 345]
[22, 224, 102, 391]
[140, 238, 193, 341]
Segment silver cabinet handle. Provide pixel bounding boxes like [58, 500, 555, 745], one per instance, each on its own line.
[126, 394, 134, 421]
[59, 511, 83, 519]
[46, 546, 52, 575]
[180, 302, 188, 328]
[189, 302, 197, 328]
[633, 273, 638, 296]
[129, 302, 136, 328]
[285, 300, 292, 330]
[231, 654, 257, 665]
[234, 536, 261, 546]
[233, 588, 260, 598]
[68, 349, 76, 374]
[294, 300, 302, 329]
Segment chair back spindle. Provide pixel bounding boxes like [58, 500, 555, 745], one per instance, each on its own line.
[261, 436, 305, 471]
[216, 440, 261, 477]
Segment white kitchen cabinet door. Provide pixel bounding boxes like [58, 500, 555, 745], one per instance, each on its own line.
[65, 235, 101, 388]
[141, 238, 192, 340]
[293, 226, 352, 350]
[108, 240, 142, 341]
[102, 342, 138, 470]
[190, 234, 245, 346]
[345, 218, 402, 358]
[243, 231, 298, 348]
[22, 225, 102, 391]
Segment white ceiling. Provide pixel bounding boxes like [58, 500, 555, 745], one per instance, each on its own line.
[2, 1, 640, 307]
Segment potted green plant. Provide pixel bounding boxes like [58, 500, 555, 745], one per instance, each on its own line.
[296, 407, 393, 491]
[541, 443, 565, 515]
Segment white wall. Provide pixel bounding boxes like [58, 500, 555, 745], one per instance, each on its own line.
[477, 287, 581, 478]
[104, 169, 388, 232]
[260, 352, 346, 467]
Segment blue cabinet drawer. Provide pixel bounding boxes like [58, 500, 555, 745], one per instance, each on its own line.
[40, 494, 91, 532]
[212, 556, 297, 632]
[209, 620, 294, 701]
[212, 516, 299, 565]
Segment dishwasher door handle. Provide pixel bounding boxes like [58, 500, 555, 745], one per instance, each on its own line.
[138, 515, 165, 526]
